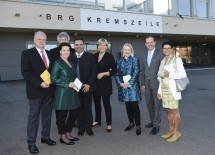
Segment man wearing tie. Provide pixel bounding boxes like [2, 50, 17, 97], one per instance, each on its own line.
[21, 31, 56, 154]
[70, 38, 97, 136]
[141, 35, 164, 135]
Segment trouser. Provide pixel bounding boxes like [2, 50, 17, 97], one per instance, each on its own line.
[27, 94, 53, 145]
[145, 84, 162, 127]
[93, 95, 112, 125]
[125, 101, 141, 126]
[77, 94, 93, 131]
[55, 109, 78, 134]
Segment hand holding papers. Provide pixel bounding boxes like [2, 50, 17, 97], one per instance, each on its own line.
[73, 78, 83, 92]
[123, 75, 131, 83]
[123, 75, 131, 87]
[40, 70, 51, 85]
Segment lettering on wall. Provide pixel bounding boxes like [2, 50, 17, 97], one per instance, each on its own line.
[46, 14, 74, 21]
[81, 9, 163, 33]
[87, 17, 160, 27]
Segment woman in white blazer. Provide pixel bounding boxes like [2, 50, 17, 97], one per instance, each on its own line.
[157, 42, 187, 142]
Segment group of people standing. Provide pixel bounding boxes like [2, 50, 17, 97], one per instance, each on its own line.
[21, 31, 187, 154]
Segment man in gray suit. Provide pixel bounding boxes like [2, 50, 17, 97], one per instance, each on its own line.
[141, 35, 164, 135]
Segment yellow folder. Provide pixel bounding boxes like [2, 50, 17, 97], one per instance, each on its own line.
[40, 69, 51, 84]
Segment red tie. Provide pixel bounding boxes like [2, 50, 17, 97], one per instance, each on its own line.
[41, 51, 48, 69]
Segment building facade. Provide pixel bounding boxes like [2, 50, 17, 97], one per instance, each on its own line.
[0, 0, 215, 81]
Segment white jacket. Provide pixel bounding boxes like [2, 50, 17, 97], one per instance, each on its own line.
[157, 58, 187, 100]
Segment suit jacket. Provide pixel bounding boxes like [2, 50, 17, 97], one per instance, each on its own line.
[70, 52, 97, 95]
[51, 58, 80, 110]
[93, 52, 117, 96]
[141, 48, 164, 91]
[21, 47, 54, 99]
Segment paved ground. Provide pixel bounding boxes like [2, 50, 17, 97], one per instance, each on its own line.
[0, 68, 215, 155]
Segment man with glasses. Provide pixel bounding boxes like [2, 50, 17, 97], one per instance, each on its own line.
[21, 31, 56, 154]
[141, 35, 164, 135]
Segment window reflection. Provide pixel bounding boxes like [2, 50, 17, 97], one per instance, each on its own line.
[194, 0, 207, 18]
[98, 0, 123, 11]
[177, 0, 191, 16]
[14, 0, 215, 19]
[209, 0, 215, 18]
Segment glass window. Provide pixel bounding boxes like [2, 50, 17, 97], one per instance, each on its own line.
[153, 0, 169, 15]
[177, 0, 191, 16]
[209, 0, 215, 18]
[24, 0, 65, 5]
[26, 41, 57, 50]
[142, 0, 154, 14]
[194, 0, 207, 18]
[66, 0, 96, 9]
[98, 0, 123, 11]
[125, 0, 144, 13]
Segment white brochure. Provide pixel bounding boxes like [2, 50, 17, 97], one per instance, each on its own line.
[73, 78, 83, 92]
[123, 75, 131, 83]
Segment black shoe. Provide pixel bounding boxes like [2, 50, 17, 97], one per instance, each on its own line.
[73, 122, 78, 128]
[78, 130, 85, 136]
[145, 122, 153, 128]
[136, 127, 141, 135]
[69, 137, 80, 141]
[28, 144, 39, 154]
[124, 122, 135, 131]
[41, 138, 56, 146]
[92, 122, 101, 127]
[86, 130, 94, 136]
[106, 128, 112, 132]
[60, 138, 75, 145]
[150, 127, 160, 135]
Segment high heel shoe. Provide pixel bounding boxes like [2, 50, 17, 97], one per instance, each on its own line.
[60, 138, 75, 145]
[166, 132, 182, 142]
[124, 122, 135, 131]
[161, 132, 174, 139]
[92, 122, 101, 127]
[68, 137, 80, 141]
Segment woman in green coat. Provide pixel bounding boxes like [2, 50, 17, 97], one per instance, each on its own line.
[51, 43, 80, 145]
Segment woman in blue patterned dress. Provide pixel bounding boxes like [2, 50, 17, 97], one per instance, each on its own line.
[115, 43, 142, 135]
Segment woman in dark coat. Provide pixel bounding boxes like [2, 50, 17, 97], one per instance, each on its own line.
[51, 43, 80, 145]
[92, 38, 117, 132]
[115, 43, 142, 135]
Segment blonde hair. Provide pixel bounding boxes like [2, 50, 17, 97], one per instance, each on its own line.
[121, 43, 134, 57]
[97, 38, 110, 52]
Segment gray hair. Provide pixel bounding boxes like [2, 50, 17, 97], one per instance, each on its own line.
[34, 31, 47, 40]
[57, 32, 70, 43]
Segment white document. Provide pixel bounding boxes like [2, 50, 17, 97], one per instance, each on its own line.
[73, 78, 83, 92]
[123, 75, 131, 83]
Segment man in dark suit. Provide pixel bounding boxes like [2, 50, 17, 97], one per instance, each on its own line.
[141, 35, 164, 135]
[21, 31, 56, 154]
[49, 32, 75, 68]
[70, 38, 97, 136]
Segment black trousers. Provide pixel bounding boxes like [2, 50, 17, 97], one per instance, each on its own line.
[27, 94, 53, 145]
[55, 109, 78, 134]
[125, 101, 141, 126]
[93, 95, 112, 125]
[77, 94, 93, 131]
